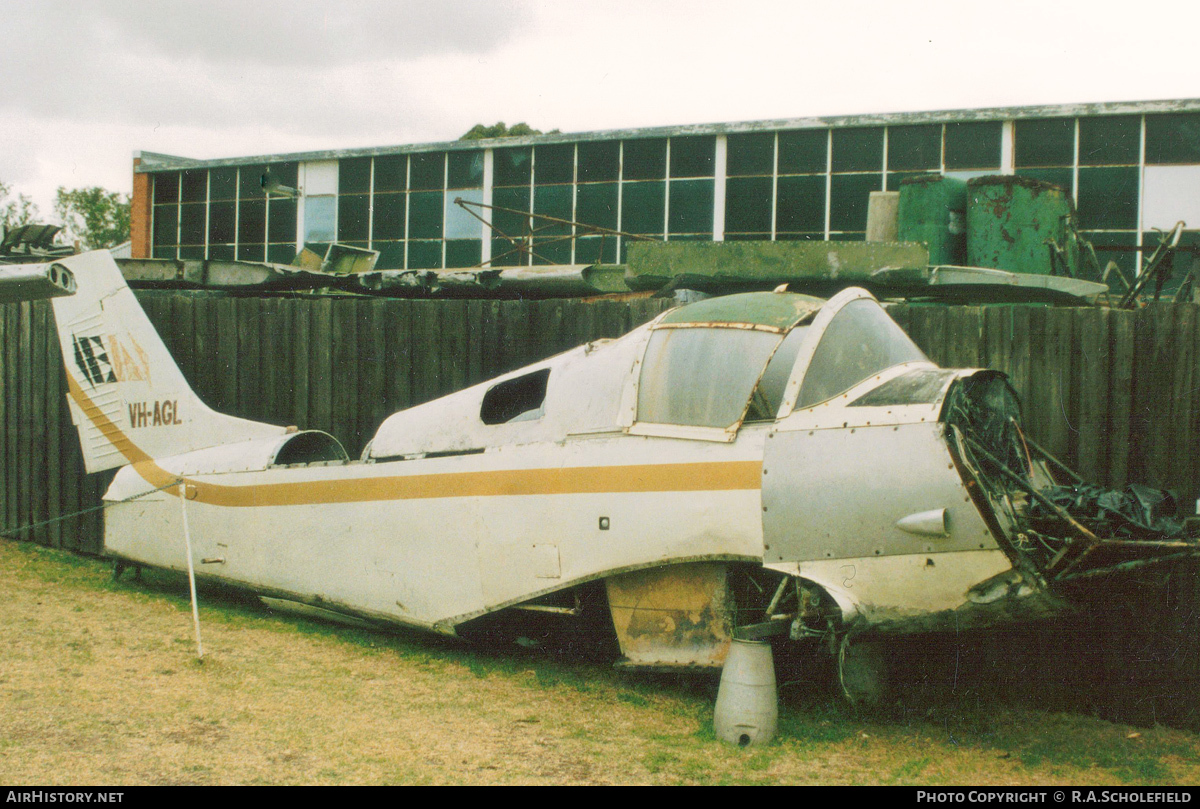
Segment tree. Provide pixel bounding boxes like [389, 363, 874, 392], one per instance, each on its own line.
[459, 122, 561, 140]
[0, 180, 41, 233]
[54, 186, 131, 250]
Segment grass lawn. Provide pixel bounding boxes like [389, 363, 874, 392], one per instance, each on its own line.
[2, 538, 1198, 786]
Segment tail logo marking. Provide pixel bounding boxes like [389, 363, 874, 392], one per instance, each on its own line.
[71, 334, 116, 387]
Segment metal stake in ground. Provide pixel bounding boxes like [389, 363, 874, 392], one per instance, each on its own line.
[178, 480, 203, 660]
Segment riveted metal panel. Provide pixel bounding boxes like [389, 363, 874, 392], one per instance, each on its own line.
[761, 422, 996, 564]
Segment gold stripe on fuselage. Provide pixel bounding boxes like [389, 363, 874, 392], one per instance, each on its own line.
[68, 373, 763, 509]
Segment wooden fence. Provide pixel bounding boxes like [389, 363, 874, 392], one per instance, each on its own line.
[2, 292, 1200, 725]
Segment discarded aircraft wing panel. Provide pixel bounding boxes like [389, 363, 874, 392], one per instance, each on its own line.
[48, 251, 288, 473]
[0, 262, 76, 302]
[17, 250, 1200, 695]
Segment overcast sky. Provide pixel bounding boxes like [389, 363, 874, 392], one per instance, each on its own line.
[2, 0, 1197, 213]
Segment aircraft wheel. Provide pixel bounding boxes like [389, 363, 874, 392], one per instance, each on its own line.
[837, 633, 890, 708]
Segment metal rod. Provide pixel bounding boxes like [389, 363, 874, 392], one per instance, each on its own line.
[764, 577, 790, 618]
[455, 197, 659, 243]
[179, 480, 204, 660]
[1020, 431, 1084, 484]
[963, 436, 1099, 547]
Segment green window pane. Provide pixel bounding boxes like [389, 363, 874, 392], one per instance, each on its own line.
[670, 135, 715, 178]
[1014, 167, 1073, 192]
[268, 198, 296, 244]
[179, 245, 204, 260]
[339, 157, 371, 194]
[152, 172, 179, 205]
[621, 180, 665, 235]
[492, 185, 531, 237]
[237, 243, 264, 263]
[886, 171, 934, 191]
[831, 127, 883, 173]
[1083, 231, 1137, 291]
[181, 170, 207, 203]
[276, 162, 299, 185]
[408, 190, 444, 239]
[267, 244, 294, 264]
[576, 182, 618, 231]
[152, 205, 178, 246]
[829, 173, 881, 232]
[339, 194, 370, 242]
[532, 237, 572, 265]
[409, 153, 445, 191]
[944, 121, 1002, 170]
[887, 124, 941, 171]
[776, 175, 826, 233]
[1015, 118, 1074, 168]
[446, 239, 482, 268]
[208, 201, 235, 244]
[373, 193, 406, 241]
[724, 176, 772, 235]
[535, 144, 574, 185]
[1140, 230, 1200, 296]
[1145, 113, 1200, 164]
[374, 156, 407, 193]
[1079, 116, 1140, 166]
[239, 165, 267, 198]
[152, 245, 176, 260]
[533, 184, 573, 235]
[778, 130, 827, 174]
[238, 199, 265, 245]
[578, 141, 619, 182]
[208, 244, 234, 261]
[669, 178, 713, 235]
[374, 242, 405, 270]
[574, 234, 618, 264]
[494, 147, 532, 186]
[727, 133, 774, 177]
[447, 150, 484, 189]
[1076, 166, 1138, 230]
[179, 202, 206, 244]
[776, 233, 824, 242]
[623, 139, 667, 181]
[407, 239, 442, 269]
[209, 168, 238, 202]
[490, 237, 524, 266]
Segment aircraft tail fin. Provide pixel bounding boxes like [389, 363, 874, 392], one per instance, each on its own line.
[47, 251, 286, 473]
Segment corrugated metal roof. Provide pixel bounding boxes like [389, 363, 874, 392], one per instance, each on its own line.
[135, 98, 1200, 173]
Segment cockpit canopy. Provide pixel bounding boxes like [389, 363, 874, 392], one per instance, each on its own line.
[632, 288, 929, 438]
[367, 287, 935, 458]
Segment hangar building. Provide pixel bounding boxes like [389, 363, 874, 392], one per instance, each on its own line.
[129, 99, 1200, 277]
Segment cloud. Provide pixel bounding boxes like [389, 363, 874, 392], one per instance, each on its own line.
[0, 0, 529, 130]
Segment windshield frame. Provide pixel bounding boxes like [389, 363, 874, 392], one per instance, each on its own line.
[773, 287, 934, 419]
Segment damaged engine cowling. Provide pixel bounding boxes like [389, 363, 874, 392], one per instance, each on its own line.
[942, 371, 1198, 584]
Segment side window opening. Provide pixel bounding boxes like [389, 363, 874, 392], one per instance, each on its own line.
[481, 369, 550, 425]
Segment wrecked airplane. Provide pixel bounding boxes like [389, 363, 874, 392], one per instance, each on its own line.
[8, 250, 1197, 702]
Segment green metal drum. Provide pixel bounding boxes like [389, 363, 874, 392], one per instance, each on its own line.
[898, 174, 967, 266]
[966, 175, 1076, 275]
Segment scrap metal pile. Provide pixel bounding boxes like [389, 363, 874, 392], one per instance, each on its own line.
[943, 373, 1199, 584]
